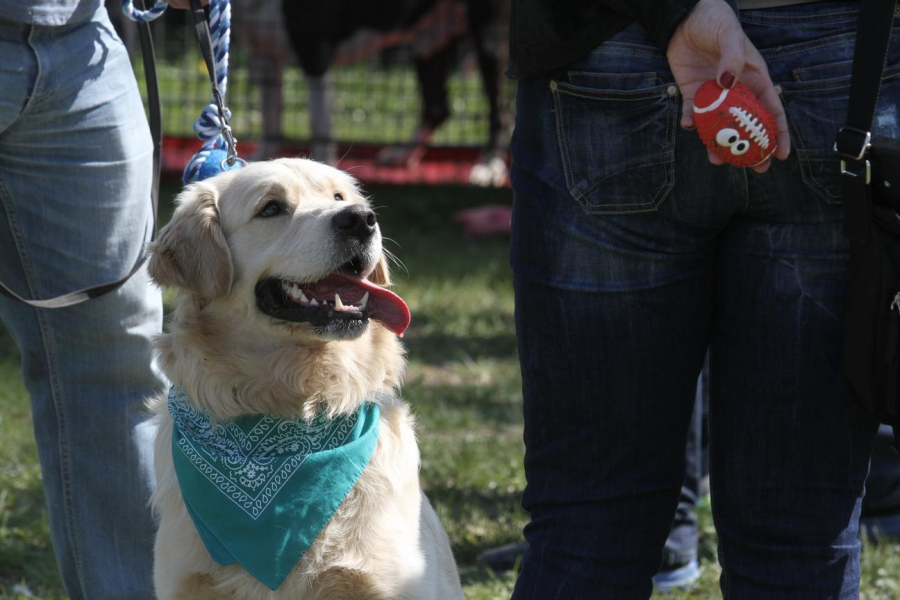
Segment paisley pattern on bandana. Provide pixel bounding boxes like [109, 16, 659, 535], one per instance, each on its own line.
[170, 391, 361, 519]
[167, 387, 380, 590]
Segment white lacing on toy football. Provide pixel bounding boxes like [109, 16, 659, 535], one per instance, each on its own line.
[728, 106, 770, 150]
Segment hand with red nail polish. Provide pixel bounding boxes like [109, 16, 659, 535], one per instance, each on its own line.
[666, 0, 790, 173]
[719, 71, 736, 89]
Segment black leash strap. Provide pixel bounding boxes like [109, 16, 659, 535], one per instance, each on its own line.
[189, 0, 218, 97]
[188, 0, 240, 165]
[0, 12, 161, 309]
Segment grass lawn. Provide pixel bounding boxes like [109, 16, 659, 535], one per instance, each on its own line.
[2, 181, 900, 599]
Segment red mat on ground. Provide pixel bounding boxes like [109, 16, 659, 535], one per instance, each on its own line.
[162, 138, 509, 187]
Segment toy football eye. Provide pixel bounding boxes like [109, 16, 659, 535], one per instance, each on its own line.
[716, 128, 741, 147]
[731, 140, 750, 155]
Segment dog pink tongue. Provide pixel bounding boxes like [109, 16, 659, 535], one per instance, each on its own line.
[333, 273, 410, 336]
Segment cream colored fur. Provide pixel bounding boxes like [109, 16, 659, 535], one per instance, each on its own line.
[147, 159, 463, 599]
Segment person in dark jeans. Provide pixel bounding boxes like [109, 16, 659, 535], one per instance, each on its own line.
[482, 358, 900, 589]
[665, 360, 900, 590]
[507, 0, 898, 598]
[480, 372, 705, 591]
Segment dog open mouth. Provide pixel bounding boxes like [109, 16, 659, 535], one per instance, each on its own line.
[255, 259, 410, 336]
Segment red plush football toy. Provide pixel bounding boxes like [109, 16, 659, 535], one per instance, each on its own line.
[693, 80, 777, 168]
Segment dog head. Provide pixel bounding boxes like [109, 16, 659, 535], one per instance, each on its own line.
[147, 159, 408, 417]
[149, 158, 409, 343]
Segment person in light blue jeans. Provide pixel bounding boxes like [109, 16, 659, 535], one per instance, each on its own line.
[0, 3, 166, 598]
[509, 0, 899, 598]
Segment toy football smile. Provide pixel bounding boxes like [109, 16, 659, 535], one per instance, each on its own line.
[693, 80, 778, 168]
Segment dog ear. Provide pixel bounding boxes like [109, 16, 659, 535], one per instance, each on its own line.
[148, 184, 234, 299]
[369, 254, 391, 287]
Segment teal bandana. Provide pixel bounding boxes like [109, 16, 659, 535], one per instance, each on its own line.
[168, 387, 380, 590]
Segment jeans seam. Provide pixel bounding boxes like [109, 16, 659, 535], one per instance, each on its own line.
[802, 160, 841, 204]
[0, 24, 42, 134]
[567, 71, 661, 85]
[782, 100, 842, 205]
[550, 81, 578, 203]
[786, 65, 900, 91]
[740, 9, 858, 26]
[591, 46, 667, 59]
[579, 158, 674, 203]
[555, 88, 663, 102]
[0, 172, 86, 596]
[760, 38, 850, 60]
[664, 92, 677, 206]
[20, 25, 44, 119]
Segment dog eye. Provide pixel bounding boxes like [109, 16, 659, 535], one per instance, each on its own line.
[257, 200, 284, 218]
[334, 193, 344, 202]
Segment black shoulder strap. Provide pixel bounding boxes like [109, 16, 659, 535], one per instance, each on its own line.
[835, 0, 897, 162]
[0, 13, 161, 309]
[837, 0, 897, 242]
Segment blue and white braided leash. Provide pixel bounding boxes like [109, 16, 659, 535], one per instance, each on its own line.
[121, 0, 245, 184]
[120, 0, 168, 22]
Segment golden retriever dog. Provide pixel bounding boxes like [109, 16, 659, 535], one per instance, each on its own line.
[146, 158, 463, 599]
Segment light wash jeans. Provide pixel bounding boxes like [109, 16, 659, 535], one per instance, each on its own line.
[0, 6, 164, 600]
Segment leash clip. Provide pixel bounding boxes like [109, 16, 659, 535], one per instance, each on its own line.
[221, 124, 242, 166]
[210, 86, 241, 166]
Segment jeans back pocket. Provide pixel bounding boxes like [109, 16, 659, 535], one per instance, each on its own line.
[551, 73, 678, 215]
[781, 54, 900, 205]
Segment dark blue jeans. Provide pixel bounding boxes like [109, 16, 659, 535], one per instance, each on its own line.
[664, 363, 705, 569]
[509, 3, 900, 599]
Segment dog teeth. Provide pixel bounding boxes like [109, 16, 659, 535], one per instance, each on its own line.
[280, 283, 367, 313]
[333, 293, 366, 313]
[280, 281, 324, 305]
[284, 283, 313, 304]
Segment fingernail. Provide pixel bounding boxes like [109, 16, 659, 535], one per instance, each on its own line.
[719, 71, 736, 89]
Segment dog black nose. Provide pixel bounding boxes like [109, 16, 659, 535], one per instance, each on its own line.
[332, 205, 377, 240]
